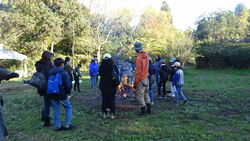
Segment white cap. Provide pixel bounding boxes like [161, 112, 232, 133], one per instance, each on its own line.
[172, 62, 181, 67]
[103, 53, 111, 59]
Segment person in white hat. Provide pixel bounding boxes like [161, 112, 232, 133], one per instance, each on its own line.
[172, 62, 187, 104]
[99, 53, 119, 119]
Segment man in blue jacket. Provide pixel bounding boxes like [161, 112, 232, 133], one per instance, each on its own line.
[48, 58, 77, 131]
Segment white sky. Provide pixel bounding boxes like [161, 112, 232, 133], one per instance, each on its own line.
[81, 0, 248, 30]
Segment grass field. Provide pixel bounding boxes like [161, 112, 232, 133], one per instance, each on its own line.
[0, 67, 249, 141]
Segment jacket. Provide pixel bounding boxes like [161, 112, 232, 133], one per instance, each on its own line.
[64, 63, 73, 81]
[48, 67, 72, 100]
[159, 64, 170, 82]
[148, 63, 156, 84]
[99, 59, 117, 94]
[173, 68, 184, 86]
[169, 64, 176, 82]
[35, 59, 54, 95]
[73, 66, 81, 78]
[122, 62, 133, 77]
[89, 62, 99, 76]
[134, 52, 149, 86]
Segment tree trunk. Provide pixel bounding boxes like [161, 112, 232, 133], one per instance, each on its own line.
[97, 45, 101, 62]
[51, 42, 54, 53]
[72, 26, 75, 68]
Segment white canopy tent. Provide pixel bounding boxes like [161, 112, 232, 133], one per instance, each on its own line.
[0, 49, 28, 61]
[0, 44, 28, 76]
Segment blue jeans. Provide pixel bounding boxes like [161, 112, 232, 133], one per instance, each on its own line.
[51, 99, 72, 128]
[149, 82, 154, 103]
[90, 75, 97, 88]
[175, 85, 187, 103]
[155, 73, 161, 96]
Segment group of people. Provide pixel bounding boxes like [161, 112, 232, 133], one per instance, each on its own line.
[31, 51, 83, 131]
[98, 42, 188, 118]
[131, 42, 187, 115]
[23, 41, 187, 131]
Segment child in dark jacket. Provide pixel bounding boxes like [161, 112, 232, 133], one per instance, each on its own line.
[73, 64, 82, 92]
[158, 62, 170, 98]
[49, 58, 77, 131]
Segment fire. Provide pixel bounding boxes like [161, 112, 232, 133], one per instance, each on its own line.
[116, 75, 135, 98]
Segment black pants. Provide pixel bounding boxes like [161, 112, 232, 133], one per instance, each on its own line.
[158, 81, 166, 96]
[101, 91, 116, 114]
[74, 76, 80, 91]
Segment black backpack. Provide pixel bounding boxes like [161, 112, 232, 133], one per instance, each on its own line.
[112, 65, 120, 86]
[29, 72, 46, 91]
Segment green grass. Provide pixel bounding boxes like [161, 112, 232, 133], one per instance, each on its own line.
[1, 68, 250, 141]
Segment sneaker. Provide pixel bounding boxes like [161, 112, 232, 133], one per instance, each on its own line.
[150, 102, 154, 105]
[157, 96, 163, 99]
[65, 125, 77, 130]
[102, 113, 107, 119]
[56, 125, 66, 131]
[110, 114, 115, 120]
[167, 93, 175, 97]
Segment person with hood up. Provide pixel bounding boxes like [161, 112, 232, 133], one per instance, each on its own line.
[99, 53, 119, 119]
[49, 58, 77, 131]
[89, 58, 99, 88]
[172, 62, 187, 104]
[132, 42, 151, 115]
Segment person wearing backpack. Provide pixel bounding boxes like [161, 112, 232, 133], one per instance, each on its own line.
[73, 64, 82, 92]
[158, 62, 170, 98]
[48, 58, 77, 131]
[89, 58, 99, 88]
[34, 51, 54, 126]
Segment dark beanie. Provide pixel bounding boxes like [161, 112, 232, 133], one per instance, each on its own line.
[65, 57, 70, 63]
[54, 58, 65, 67]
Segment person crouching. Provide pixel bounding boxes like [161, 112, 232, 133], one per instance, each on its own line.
[48, 58, 77, 131]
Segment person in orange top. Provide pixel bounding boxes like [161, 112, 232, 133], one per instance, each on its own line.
[132, 42, 151, 115]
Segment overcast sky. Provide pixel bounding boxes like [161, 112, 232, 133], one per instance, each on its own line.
[79, 0, 250, 30]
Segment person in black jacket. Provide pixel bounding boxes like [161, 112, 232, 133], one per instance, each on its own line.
[73, 64, 82, 92]
[49, 58, 77, 131]
[158, 62, 170, 98]
[99, 53, 119, 119]
[34, 51, 54, 126]
[64, 57, 74, 83]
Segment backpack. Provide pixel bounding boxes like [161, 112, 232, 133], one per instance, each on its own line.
[29, 72, 46, 90]
[112, 65, 120, 86]
[47, 73, 62, 94]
